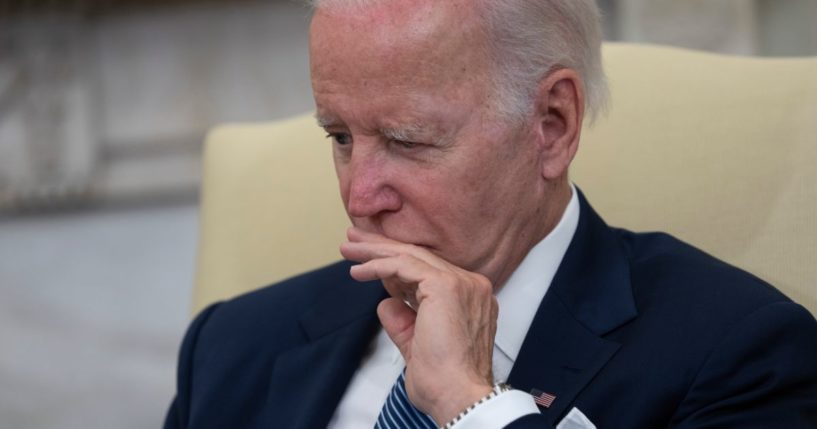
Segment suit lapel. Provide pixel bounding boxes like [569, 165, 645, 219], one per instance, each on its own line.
[262, 271, 387, 429]
[508, 191, 638, 425]
[507, 294, 622, 425]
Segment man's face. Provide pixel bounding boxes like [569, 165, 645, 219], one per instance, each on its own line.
[309, 1, 547, 285]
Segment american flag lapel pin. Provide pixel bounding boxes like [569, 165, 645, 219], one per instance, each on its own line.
[530, 388, 557, 408]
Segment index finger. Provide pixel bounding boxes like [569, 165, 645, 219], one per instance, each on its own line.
[347, 227, 397, 244]
[345, 227, 449, 270]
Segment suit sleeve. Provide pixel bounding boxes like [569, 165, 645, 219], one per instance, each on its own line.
[163, 303, 222, 429]
[669, 301, 817, 428]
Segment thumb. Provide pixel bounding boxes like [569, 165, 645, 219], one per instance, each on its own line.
[377, 297, 417, 360]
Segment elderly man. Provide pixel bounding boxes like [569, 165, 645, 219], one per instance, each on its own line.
[164, 1, 817, 428]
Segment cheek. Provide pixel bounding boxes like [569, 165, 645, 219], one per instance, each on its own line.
[459, 152, 536, 222]
[399, 169, 462, 223]
[416, 166, 491, 226]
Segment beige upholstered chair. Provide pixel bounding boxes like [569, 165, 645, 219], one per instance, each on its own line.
[192, 43, 817, 316]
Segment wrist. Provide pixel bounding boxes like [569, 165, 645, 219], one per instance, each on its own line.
[429, 383, 494, 426]
[439, 383, 514, 428]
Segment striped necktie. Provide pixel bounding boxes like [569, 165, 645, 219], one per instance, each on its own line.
[375, 370, 438, 429]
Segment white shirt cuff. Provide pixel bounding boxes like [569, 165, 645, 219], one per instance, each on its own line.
[449, 389, 539, 429]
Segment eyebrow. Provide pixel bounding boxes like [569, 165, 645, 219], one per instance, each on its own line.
[314, 113, 339, 128]
[315, 114, 426, 140]
[380, 123, 425, 142]
[314, 115, 453, 147]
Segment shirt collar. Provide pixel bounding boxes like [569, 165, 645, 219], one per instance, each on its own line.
[494, 184, 580, 363]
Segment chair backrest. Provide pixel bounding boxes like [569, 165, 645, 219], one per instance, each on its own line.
[192, 43, 817, 316]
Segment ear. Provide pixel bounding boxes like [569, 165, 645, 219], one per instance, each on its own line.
[533, 68, 585, 180]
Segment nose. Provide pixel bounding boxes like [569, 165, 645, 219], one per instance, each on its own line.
[343, 148, 402, 219]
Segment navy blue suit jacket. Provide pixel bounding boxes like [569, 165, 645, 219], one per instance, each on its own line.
[164, 193, 817, 428]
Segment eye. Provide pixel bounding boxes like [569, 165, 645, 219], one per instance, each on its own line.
[326, 133, 352, 146]
[393, 140, 419, 149]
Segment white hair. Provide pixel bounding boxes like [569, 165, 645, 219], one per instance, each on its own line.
[309, 0, 609, 123]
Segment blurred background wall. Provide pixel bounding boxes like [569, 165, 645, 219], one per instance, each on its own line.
[1, 1, 815, 427]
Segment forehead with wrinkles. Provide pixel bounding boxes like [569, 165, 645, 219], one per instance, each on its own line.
[309, 0, 491, 96]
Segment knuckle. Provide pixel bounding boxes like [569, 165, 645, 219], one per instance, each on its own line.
[472, 274, 493, 294]
[396, 253, 414, 264]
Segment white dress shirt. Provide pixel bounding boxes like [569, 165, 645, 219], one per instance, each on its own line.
[328, 186, 580, 428]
